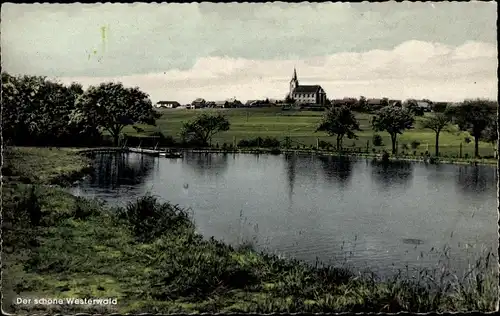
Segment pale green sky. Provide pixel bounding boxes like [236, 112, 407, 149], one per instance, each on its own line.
[2, 2, 497, 102]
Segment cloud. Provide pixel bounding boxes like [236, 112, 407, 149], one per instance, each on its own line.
[1, 2, 497, 77]
[53, 40, 497, 103]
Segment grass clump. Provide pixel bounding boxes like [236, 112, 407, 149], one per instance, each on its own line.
[115, 194, 195, 242]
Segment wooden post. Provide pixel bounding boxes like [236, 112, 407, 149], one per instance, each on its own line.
[459, 142, 463, 158]
[366, 140, 369, 153]
[233, 136, 236, 149]
[316, 138, 319, 150]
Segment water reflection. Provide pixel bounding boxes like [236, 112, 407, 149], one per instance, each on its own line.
[456, 165, 497, 195]
[90, 153, 155, 188]
[284, 153, 296, 203]
[76, 153, 497, 279]
[317, 155, 353, 187]
[370, 160, 414, 189]
[183, 152, 229, 177]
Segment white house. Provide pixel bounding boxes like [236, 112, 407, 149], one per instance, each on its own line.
[155, 101, 180, 108]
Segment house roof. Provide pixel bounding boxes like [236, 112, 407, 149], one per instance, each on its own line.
[192, 98, 205, 103]
[157, 100, 179, 104]
[367, 98, 383, 105]
[214, 101, 227, 105]
[416, 101, 431, 107]
[294, 85, 322, 93]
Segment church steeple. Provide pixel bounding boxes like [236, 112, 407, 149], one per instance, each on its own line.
[289, 67, 299, 98]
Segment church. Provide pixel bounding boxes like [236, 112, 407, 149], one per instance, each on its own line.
[288, 68, 327, 105]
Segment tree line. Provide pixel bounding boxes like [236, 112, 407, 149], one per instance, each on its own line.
[316, 100, 497, 157]
[2, 72, 497, 158]
[2, 73, 159, 147]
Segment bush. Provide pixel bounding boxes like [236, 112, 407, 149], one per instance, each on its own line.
[372, 134, 383, 146]
[115, 195, 194, 242]
[15, 185, 43, 226]
[411, 140, 421, 150]
[269, 148, 281, 155]
[73, 197, 102, 220]
[262, 137, 281, 148]
[318, 140, 331, 149]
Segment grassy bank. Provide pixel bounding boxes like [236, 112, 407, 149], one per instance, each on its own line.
[2, 147, 498, 313]
[125, 108, 497, 158]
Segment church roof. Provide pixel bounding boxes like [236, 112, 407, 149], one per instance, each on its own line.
[294, 85, 322, 93]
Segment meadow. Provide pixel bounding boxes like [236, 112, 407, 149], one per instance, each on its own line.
[125, 107, 496, 158]
[2, 147, 498, 313]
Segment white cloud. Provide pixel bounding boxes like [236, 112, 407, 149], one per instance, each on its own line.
[53, 40, 497, 104]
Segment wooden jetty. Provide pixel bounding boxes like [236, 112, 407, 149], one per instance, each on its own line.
[77, 147, 182, 158]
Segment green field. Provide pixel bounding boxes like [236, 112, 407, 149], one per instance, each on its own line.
[124, 108, 495, 157]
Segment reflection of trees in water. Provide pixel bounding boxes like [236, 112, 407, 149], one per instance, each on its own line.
[370, 160, 414, 189]
[284, 153, 296, 203]
[90, 153, 155, 188]
[183, 152, 229, 176]
[317, 155, 353, 186]
[456, 165, 497, 195]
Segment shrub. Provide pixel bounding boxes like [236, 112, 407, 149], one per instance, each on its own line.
[464, 137, 471, 144]
[269, 148, 281, 155]
[262, 137, 280, 148]
[116, 195, 194, 242]
[17, 185, 43, 226]
[464, 153, 469, 159]
[73, 197, 102, 220]
[372, 134, 383, 146]
[413, 150, 417, 156]
[411, 140, 421, 150]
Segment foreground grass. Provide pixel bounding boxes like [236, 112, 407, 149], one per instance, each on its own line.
[2, 147, 498, 313]
[126, 108, 496, 157]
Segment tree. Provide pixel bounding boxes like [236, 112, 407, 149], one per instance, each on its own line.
[285, 95, 296, 104]
[381, 97, 389, 107]
[356, 96, 367, 112]
[1, 73, 98, 146]
[404, 99, 424, 116]
[420, 113, 451, 156]
[372, 106, 415, 154]
[315, 106, 361, 149]
[180, 113, 230, 146]
[480, 116, 498, 157]
[453, 99, 497, 157]
[76, 82, 158, 146]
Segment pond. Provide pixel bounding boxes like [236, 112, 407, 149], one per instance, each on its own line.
[71, 152, 498, 279]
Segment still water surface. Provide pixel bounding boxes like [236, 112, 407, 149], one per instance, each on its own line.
[72, 152, 497, 278]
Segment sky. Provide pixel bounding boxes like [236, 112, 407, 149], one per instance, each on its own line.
[2, 2, 498, 104]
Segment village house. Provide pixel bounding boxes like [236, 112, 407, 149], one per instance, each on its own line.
[416, 100, 432, 112]
[245, 100, 260, 107]
[289, 68, 327, 106]
[190, 98, 206, 109]
[155, 101, 180, 109]
[366, 98, 385, 109]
